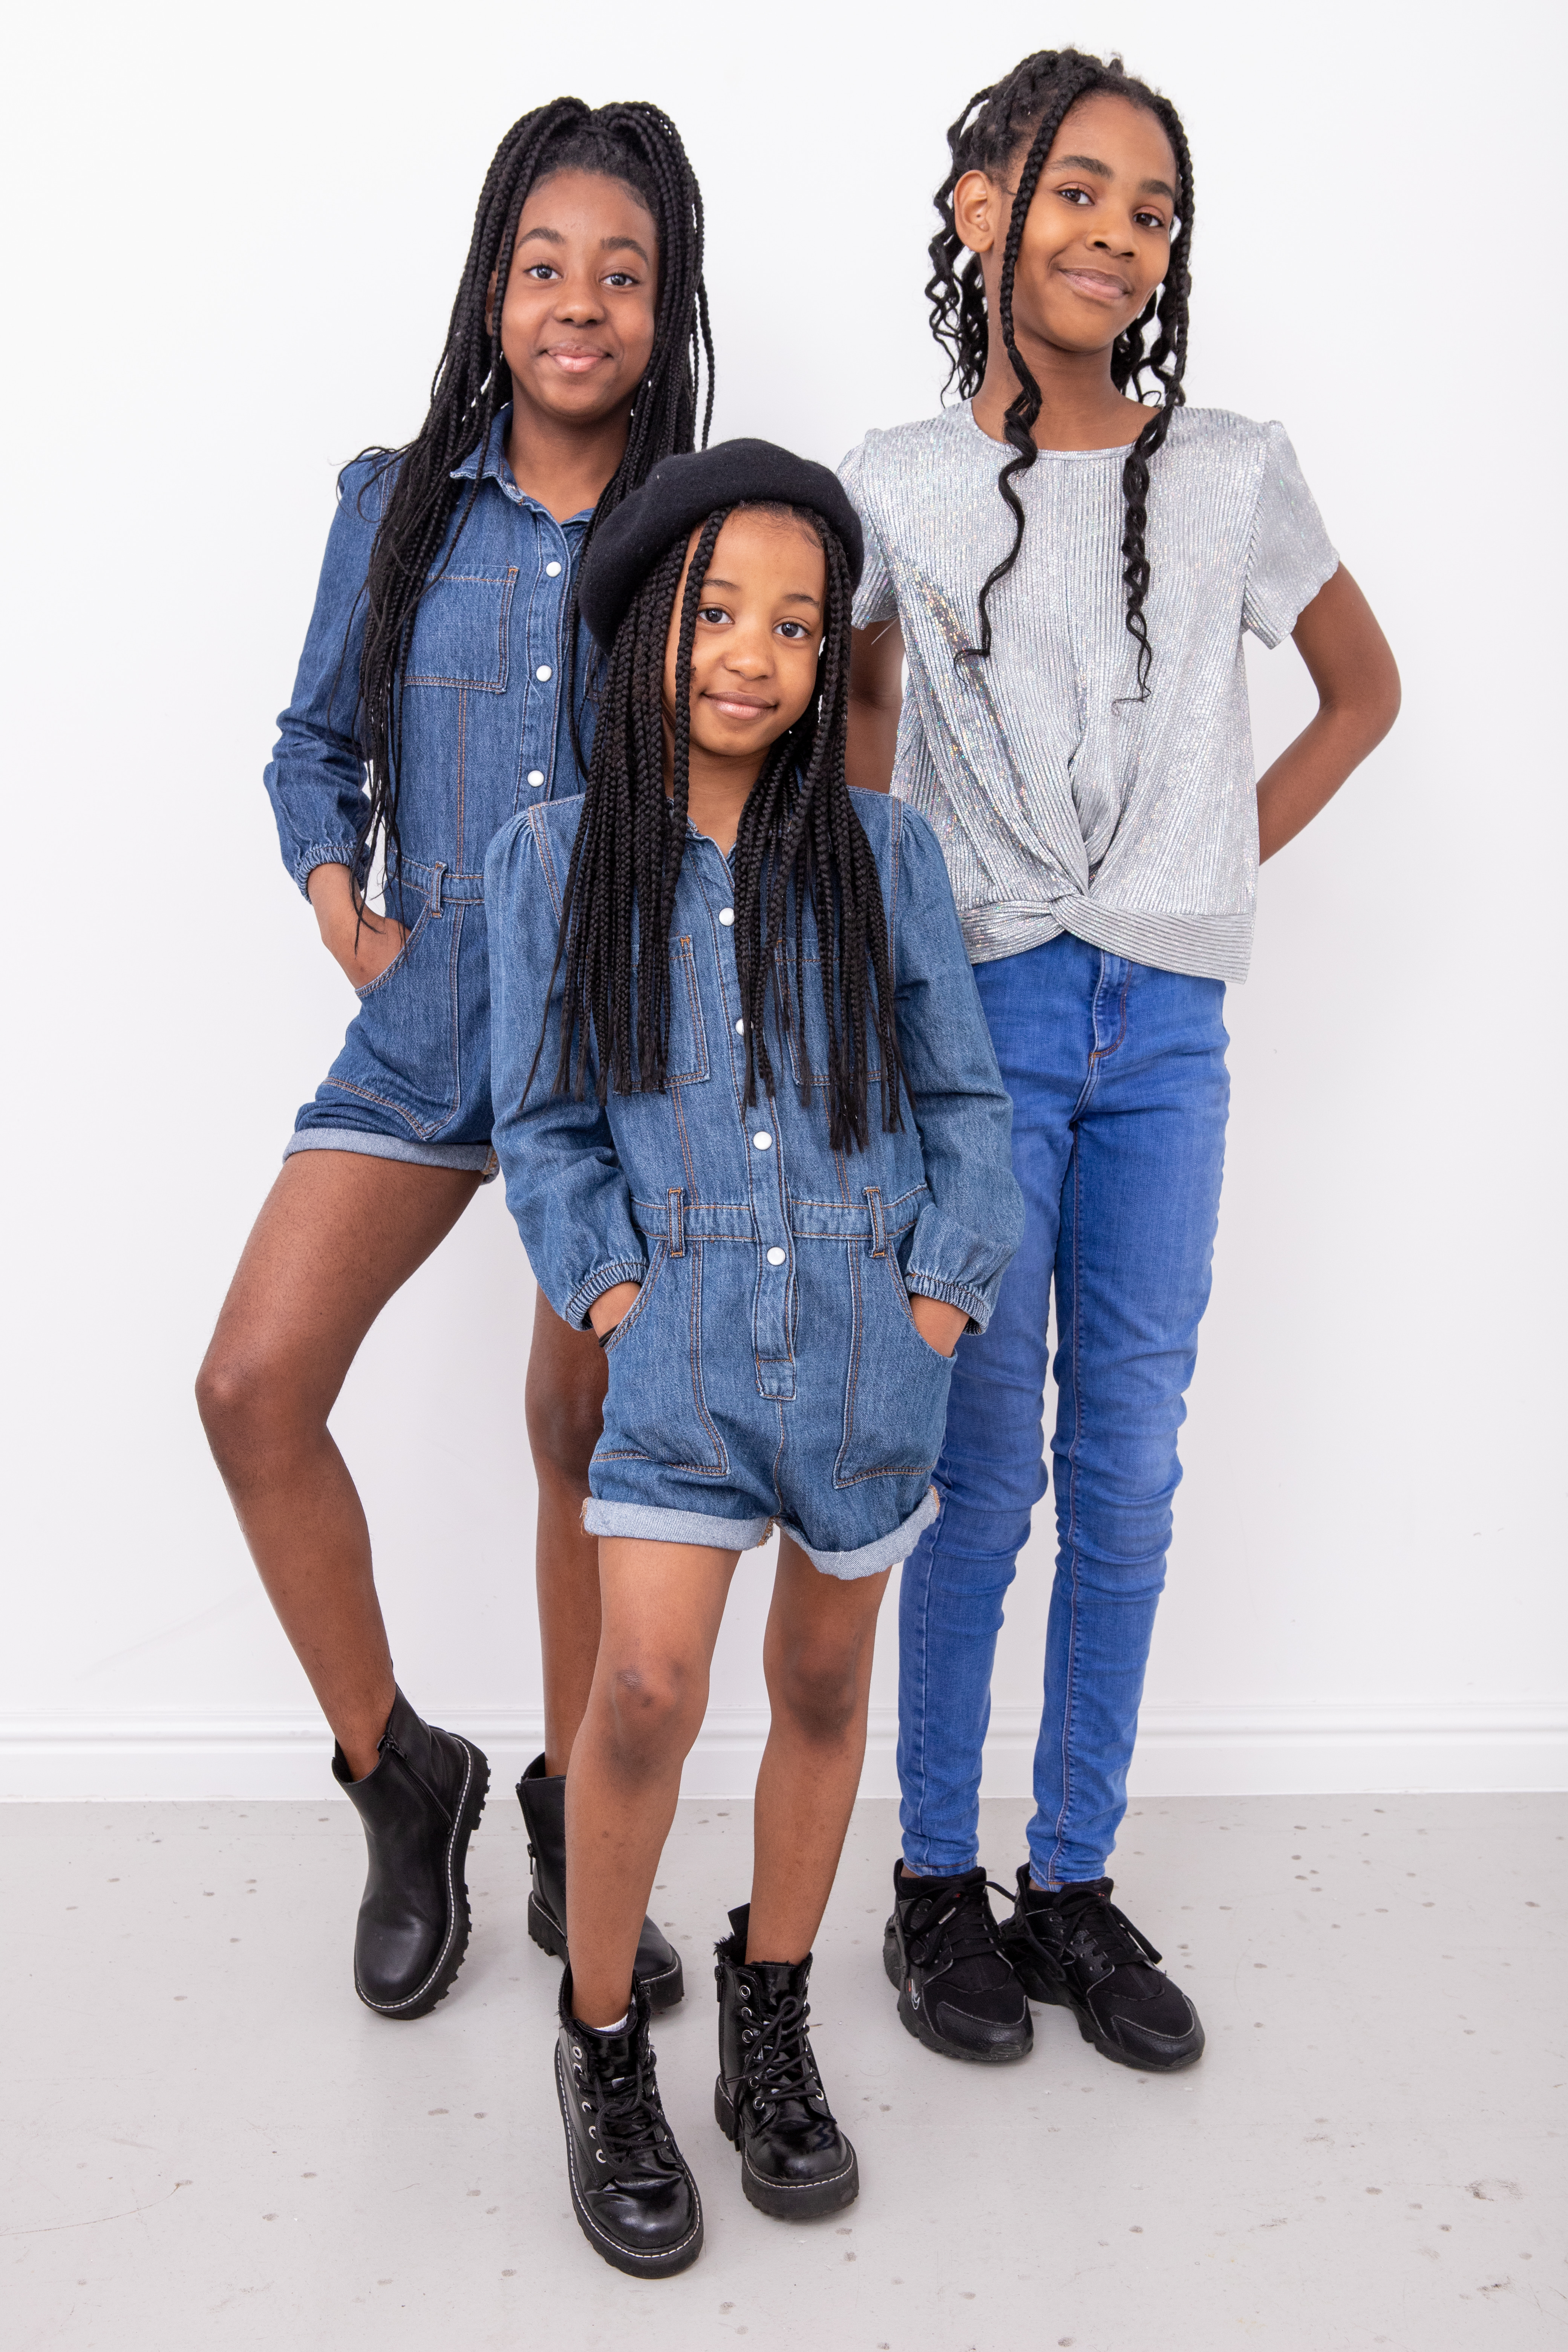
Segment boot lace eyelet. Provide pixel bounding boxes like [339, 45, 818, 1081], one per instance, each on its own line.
[595, 2150, 607, 2164]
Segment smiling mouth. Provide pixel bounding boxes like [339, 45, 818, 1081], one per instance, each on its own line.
[704, 692, 775, 720]
[544, 345, 611, 374]
[1058, 268, 1132, 302]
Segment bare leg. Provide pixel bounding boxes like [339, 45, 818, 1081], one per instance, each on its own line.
[524, 1291, 608, 1773]
[748, 1541, 891, 1964]
[564, 1537, 738, 2026]
[196, 1150, 481, 1776]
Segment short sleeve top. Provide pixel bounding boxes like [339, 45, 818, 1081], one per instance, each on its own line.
[839, 404, 1337, 982]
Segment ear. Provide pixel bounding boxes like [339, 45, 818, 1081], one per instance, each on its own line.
[952, 168, 1005, 259]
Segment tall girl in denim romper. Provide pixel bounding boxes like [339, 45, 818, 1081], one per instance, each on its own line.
[196, 101, 714, 2028]
[486, 442, 1021, 2276]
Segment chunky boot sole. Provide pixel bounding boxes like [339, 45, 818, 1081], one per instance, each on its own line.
[882, 1925, 1032, 2065]
[527, 1892, 685, 2011]
[713, 2082, 859, 2220]
[1005, 1943, 1205, 2073]
[356, 1740, 490, 2021]
[556, 2045, 703, 2277]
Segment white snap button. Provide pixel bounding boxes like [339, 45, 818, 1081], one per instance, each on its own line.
[766, 1247, 787, 1266]
[545, 561, 562, 577]
[527, 769, 545, 787]
[536, 664, 552, 682]
[752, 1130, 772, 1150]
[734, 1017, 745, 1034]
[718, 907, 735, 927]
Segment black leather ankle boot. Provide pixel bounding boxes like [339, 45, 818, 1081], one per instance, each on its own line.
[713, 1905, 858, 2220]
[332, 1687, 488, 2019]
[516, 1755, 684, 2008]
[555, 1969, 703, 2277]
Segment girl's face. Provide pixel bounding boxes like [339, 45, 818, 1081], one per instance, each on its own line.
[956, 91, 1178, 362]
[493, 168, 660, 428]
[662, 509, 827, 768]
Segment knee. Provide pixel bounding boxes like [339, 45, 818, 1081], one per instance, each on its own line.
[599, 1654, 702, 1770]
[194, 1346, 305, 1479]
[769, 1642, 863, 1747]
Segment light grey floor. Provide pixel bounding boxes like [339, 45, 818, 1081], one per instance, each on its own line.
[4, 1795, 1563, 2351]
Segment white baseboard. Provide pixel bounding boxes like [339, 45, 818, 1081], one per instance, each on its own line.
[2, 1700, 1564, 1801]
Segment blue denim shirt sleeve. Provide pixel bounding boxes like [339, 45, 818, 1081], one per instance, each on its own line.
[485, 808, 648, 1328]
[891, 804, 1023, 1331]
[263, 458, 387, 896]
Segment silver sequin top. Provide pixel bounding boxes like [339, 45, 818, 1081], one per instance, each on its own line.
[839, 403, 1337, 982]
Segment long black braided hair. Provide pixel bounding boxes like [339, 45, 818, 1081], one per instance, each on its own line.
[927, 49, 1193, 689]
[548, 505, 903, 1155]
[349, 98, 713, 892]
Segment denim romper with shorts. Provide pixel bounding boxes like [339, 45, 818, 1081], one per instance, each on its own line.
[262, 410, 595, 1178]
[486, 790, 1023, 1578]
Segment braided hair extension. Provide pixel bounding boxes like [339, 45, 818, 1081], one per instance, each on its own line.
[546, 505, 904, 1155]
[926, 49, 1193, 688]
[349, 98, 714, 899]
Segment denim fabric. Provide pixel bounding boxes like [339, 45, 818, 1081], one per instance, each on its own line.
[896, 933, 1230, 1880]
[487, 792, 1023, 1573]
[265, 410, 596, 1159]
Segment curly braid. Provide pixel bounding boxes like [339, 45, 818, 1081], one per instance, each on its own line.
[548, 505, 904, 1155]
[349, 98, 714, 897]
[926, 49, 1193, 689]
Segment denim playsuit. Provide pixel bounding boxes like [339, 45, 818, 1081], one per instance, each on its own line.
[486, 790, 1023, 1577]
[263, 410, 594, 1176]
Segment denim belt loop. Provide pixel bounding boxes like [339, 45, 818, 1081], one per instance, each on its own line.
[429, 862, 446, 918]
[863, 1185, 887, 1258]
[667, 1188, 685, 1257]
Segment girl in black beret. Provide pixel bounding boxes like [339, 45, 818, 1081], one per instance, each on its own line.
[486, 440, 1023, 2274]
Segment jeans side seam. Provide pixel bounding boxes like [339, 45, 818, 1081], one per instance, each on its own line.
[1047, 1131, 1085, 1885]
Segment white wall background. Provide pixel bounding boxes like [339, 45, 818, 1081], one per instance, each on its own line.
[4, 0, 1563, 1801]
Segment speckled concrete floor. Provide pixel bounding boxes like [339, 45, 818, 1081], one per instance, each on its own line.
[4, 1793, 1562, 2350]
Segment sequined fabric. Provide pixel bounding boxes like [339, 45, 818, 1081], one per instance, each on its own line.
[839, 404, 1337, 983]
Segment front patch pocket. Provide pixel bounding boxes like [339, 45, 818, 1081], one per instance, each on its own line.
[834, 1246, 952, 1488]
[406, 571, 518, 690]
[328, 896, 462, 1138]
[775, 949, 882, 1093]
[596, 1242, 728, 1477]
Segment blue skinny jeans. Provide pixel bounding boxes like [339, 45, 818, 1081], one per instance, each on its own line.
[897, 933, 1230, 1887]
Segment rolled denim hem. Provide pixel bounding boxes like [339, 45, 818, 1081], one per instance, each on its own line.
[582, 1499, 776, 1553]
[779, 1485, 939, 1583]
[283, 1129, 499, 1181]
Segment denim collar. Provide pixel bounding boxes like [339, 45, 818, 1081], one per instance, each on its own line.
[450, 405, 592, 527]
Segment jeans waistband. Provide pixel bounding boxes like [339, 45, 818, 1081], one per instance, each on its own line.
[387, 858, 485, 910]
[631, 1188, 925, 1246]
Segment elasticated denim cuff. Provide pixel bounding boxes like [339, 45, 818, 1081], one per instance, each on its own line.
[901, 1272, 992, 1336]
[564, 1259, 649, 1332]
[291, 842, 361, 898]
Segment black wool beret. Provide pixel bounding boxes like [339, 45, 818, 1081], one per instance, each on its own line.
[578, 438, 864, 649]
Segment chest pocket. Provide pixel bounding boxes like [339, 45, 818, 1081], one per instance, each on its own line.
[664, 937, 709, 1087]
[776, 950, 882, 1092]
[407, 570, 518, 691]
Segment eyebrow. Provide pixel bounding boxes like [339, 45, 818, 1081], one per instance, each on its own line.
[701, 575, 822, 610]
[516, 227, 653, 266]
[1050, 153, 1177, 201]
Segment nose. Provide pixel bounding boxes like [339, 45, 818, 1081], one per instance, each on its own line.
[554, 273, 606, 323]
[1088, 215, 1138, 258]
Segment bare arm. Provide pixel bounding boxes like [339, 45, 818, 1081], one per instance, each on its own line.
[1256, 566, 1400, 862]
[846, 620, 905, 795]
[306, 862, 409, 989]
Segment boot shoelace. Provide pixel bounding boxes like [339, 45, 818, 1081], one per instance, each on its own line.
[737, 1987, 822, 2116]
[574, 2044, 680, 2178]
[1029, 1885, 1163, 1975]
[903, 1878, 1016, 1975]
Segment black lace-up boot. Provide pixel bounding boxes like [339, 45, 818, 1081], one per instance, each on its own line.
[714, 1905, 858, 2220]
[998, 1870, 1205, 2072]
[332, 1686, 489, 2019]
[883, 1861, 1033, 2063]
[516, 1755, 684, 2008]
[554, 1969, 703, 2277]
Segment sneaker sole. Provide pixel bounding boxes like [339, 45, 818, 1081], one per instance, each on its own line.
[528, 1894, 685, 2011]
[882, 1927, 1033, 2065]
[1005, 1943, 1205, 2072]
[714, 2082, 859, 2219]
[355, 1740, 490, 2021]
[555, 2046, 704, 2277]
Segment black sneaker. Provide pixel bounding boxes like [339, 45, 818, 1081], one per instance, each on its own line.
[998, 1870, 1205, 2072]
[554, 1971, 703, 2278]
[883, 1862, 1033, 2063]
